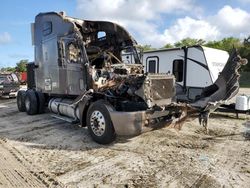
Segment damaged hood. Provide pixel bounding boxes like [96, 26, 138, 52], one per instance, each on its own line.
[191, 48, 248, 111]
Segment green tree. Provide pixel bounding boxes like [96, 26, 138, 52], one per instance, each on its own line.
[0, 67, 16, 73]
[16, 59, 28, 72]
[174, 38, 206, 47]
[138, 44, 156, 52]
[204, 40, 222, 49]
[161, 43, 174, 49]
[239, 36, 250, 72]
[221, 37, 242, 52]
[205, 37, 242, 52]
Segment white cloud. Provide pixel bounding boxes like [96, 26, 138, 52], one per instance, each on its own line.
[76, 0, 200, 21]
[163, 17, 219, 43]
[0, 32, 11, 45]
[210, 5, 250, 38]
[76, 0, 201, 46]
[76, 1, 250, 47]
[163, 6, 250, 43]
[165, 6, 250, 43]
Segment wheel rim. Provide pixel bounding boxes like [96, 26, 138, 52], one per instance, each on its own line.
[25, 98, 30, 111]
[90, 110, 106, 136]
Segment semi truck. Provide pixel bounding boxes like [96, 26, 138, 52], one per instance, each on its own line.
[17, 12, 247, 144]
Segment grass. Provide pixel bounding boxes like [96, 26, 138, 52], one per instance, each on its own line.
[239, 72, 250, 88]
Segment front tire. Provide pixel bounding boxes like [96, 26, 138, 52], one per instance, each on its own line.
[87, 100, 116, 144]
[17, 90, 26, 112]
[25, 90, 38, 115]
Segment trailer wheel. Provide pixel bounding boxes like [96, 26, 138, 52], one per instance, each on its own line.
[87, 100, 116, 144]
[36, 91, 45, 114]
[17, 90, 26, 112]
[25, 90, 38, 115]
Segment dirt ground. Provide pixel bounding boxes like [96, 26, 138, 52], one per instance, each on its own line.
[0, 89, 250, 188]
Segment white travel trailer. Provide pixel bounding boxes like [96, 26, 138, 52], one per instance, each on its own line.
[122, 45, 229, 102]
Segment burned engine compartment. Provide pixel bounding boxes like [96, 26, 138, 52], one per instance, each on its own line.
[87, 53, 175, 111]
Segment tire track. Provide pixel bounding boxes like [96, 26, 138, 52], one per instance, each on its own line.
[0, 139, 62, 187]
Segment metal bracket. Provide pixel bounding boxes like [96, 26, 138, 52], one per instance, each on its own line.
[199, 111, 210, 133]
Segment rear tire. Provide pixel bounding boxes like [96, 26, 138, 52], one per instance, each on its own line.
[87, 100, 116, 144]
[17, 90, 26, 112]
[25, 90, 38, 115]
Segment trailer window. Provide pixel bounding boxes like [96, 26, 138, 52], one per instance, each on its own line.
[173, 59, 183, 82]
[148, 60, 156, 73]
[43, 21, 52, 36]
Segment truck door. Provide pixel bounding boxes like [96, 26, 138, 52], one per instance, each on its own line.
[146, 57, 159, 73]
[58, 37, 86, 95]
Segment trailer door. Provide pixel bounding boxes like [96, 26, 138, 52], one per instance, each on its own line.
[146, 57, 159, 73]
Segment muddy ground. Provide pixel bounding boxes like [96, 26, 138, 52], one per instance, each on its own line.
[0, 89, 250, 188]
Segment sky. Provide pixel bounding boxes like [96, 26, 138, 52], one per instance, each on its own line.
[0, 0, 250, 68]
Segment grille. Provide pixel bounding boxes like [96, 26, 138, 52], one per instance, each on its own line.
[151, 78, 174, 100]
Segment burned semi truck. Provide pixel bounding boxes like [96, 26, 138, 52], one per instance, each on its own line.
[17, 12, 181, 144]
[17, 12, 247, 144]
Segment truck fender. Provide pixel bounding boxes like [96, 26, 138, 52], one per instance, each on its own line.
[78, 97, 92, 127]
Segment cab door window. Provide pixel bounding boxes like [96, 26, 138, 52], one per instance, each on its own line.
[43, 21, 52, 36]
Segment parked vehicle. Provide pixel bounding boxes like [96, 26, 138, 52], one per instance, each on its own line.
[0, 73, 20, 98]
[123, 46, 230, 102]
[17, 12, 246, 144]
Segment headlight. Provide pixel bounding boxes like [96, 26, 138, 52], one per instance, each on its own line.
[0, 85, 3, 88]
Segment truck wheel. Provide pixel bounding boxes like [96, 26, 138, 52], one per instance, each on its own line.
[25, 90, 38, 115]
[36, 91, 45, 114]
[17, 90, 26, 112]
[87, 100, 116, 144]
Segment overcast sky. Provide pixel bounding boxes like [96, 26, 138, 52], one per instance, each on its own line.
[0, 0, 250, 68]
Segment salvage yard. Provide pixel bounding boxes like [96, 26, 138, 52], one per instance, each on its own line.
[0, 89, 250, 188]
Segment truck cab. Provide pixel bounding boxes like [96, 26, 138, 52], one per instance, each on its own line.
[0, 73, 20, 98]
[17, 12, 178, 144]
